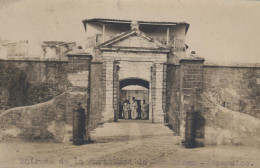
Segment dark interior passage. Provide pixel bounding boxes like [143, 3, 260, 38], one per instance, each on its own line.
[118, 78, 150, 121]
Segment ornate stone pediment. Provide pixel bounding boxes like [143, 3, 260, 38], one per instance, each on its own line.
[98, 29, 168, 51]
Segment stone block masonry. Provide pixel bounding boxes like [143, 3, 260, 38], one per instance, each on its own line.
[0, 60, 70, 111]
[202, 94, 260, 147]
[200, 65, 260, 146]
[0, 53, 104, 142]
[203, 66, 260, 119]
[166, 64, 180, 134]
[0, 92, 69, 142]
[0, 49, 259, 146]
[66, 53, 92, 141]
[153, 63, 165, 123]
[101, 51, 167, 123]
[89, 62, 103, 131]
[179, 57, 205, 139]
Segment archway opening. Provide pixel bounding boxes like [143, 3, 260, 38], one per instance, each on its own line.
[120, 78, 149, 90]
[119, 78, 150, 121]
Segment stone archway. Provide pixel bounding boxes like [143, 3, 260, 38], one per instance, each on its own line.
[120, 78, 149, 90]
[118, 78, 150, 121]
[98, 28, 169, 123]
[101, 55, 167, 123]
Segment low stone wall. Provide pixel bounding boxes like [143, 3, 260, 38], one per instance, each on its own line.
[0, 92, 71, 142]
[202, 94, 260, 147]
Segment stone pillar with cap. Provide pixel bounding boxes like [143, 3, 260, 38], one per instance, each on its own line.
[66, 46, 92, 143]
[179, 51, 205, 140]
[131, 20, 139, 30]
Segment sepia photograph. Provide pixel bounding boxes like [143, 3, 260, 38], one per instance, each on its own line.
[0, 0, 259, 167]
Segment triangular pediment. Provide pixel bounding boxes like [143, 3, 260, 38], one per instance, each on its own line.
[98, 29, 166, 50]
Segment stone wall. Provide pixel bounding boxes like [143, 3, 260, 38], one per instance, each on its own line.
[0, 40, 76, 60]
[0, 60, 70, 111]
[0, 54, 259, 144]
[166, 58, 205, 139]
[202, 94, 260, 147]
[166, 64, 180, 134]
[0, 92, 70, 142]
[89, 62, 103, 130]
[0, 57, 104, 142]
[204, 66, 260, 119]
[166, 62, 260, 146]
[0, 41, 28, 59]
[42, 41, 76, 60]
[179, 58, 205, 139]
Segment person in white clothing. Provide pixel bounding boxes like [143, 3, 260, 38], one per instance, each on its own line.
[123, 100, 130, 119]
[130, 97, 137, 119]
[141, 100, 147, 119]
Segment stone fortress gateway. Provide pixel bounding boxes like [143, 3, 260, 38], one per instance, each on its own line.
[84, 18, 189, 124]
[0, 18, 259, 147]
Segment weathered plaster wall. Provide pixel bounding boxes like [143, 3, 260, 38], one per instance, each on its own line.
[0, 41, 76, 60]
[202, 94, 260, 147]
[0, 92, 70, 142]
[0, 60, 70, 111]
[204, 66, 260, 119]
[0, 41, 28, 59]
[166, 63, 260, 147]
[42, 42, 76, 60]
[0, 57, 104, 141]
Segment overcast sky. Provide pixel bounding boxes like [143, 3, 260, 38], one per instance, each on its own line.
[0, 0, 259, 63]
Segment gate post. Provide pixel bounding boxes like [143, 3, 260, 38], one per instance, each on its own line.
[66, 47, 92, 144]
[185, 105, 198, 148]
[73, 102, 86, 145]
[179, 52, 204, 141]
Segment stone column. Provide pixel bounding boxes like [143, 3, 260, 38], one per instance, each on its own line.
[150, 64, 156, 122]
[113, 61, 119, 122]
[102, 60, 114, 122]
[148, 76, 152, 121]
[66, 50, 92, 141]
[153, 63, 165, 123]
[179, 56, 205, 138]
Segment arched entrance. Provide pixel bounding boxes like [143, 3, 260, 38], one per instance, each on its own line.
[118, 78, 150, 121]
[102, 57, 166, 123]
[120, 78, 149, 89]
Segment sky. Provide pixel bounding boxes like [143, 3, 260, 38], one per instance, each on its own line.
[0, 0, 259, 63]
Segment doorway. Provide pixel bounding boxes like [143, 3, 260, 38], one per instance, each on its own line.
[118, 78, 150, 121]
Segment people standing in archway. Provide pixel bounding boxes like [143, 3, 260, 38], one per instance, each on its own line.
[141, 100, 147, 119]
[130, 97, 137, 119]
[123, 100, 130, 119]
[119, 100, 123, 119]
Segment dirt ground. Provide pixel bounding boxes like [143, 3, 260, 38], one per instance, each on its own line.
[1, 120, 259, 168]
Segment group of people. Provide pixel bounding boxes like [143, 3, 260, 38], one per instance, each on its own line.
[120, 97, 148, 120]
